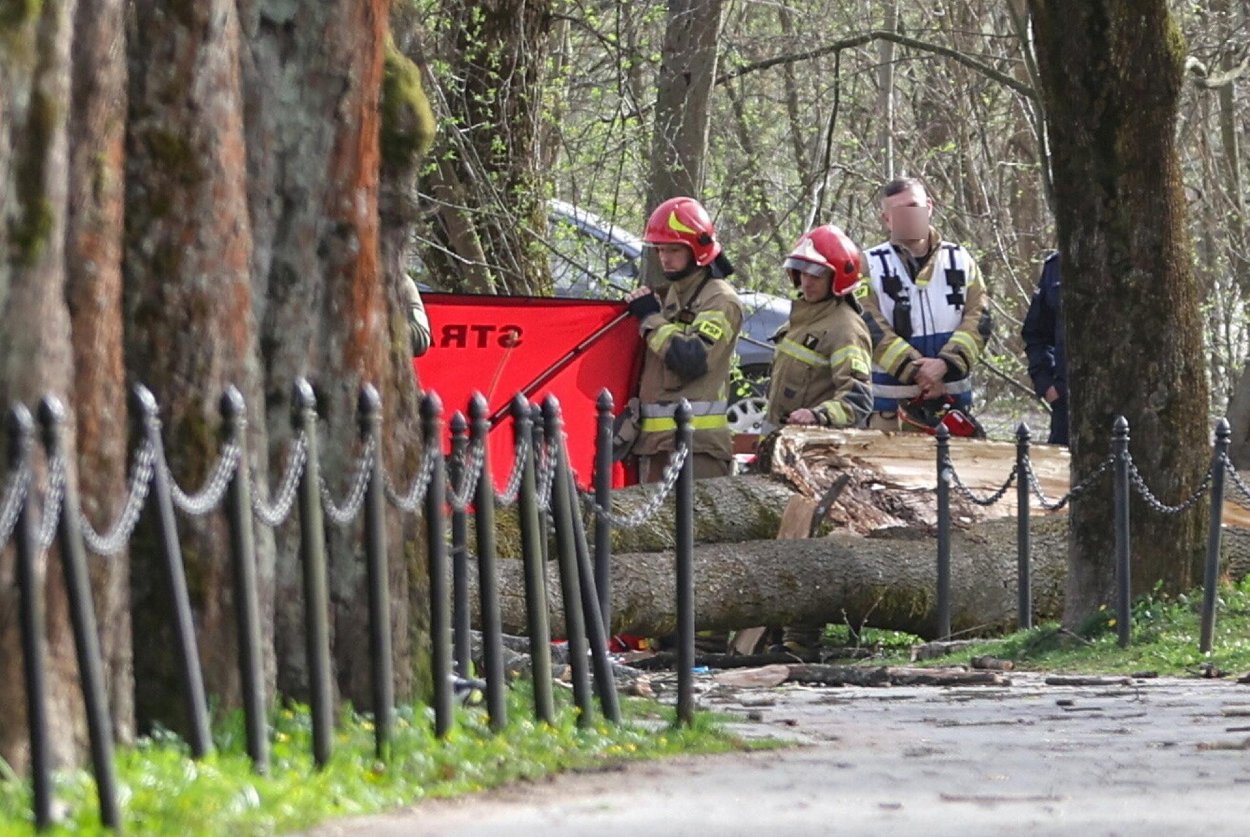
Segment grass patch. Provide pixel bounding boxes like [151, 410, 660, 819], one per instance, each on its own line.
[0, 685, 753, 835]
[844, 577, 1250, 676]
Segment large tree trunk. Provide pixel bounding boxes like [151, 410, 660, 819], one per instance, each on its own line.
[66, 0, 133, 742]
[1029, 2, 1210, 626]
[125, 0, 271, 734]
[242, 0, 425, 707]
[641, 0, 726, 287]
[0, 0, 80, 771]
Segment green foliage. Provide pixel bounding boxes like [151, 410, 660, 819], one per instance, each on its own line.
[898, 576, 1250, 676]
[0, 688, 748, 835]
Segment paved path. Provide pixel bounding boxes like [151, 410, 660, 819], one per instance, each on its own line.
[308, 674, 1250, 836]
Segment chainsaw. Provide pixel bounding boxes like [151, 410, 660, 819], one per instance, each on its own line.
[898, 395, 986, 438]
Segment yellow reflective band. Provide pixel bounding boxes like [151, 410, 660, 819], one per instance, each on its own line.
[647, 322, 684, 354]
[668, 211, 698, 235]
[830, 345, 871, 377]
[880, 337, 912, 372]
[777, 338, 830, 368]
[641, 414, 729, 433]
[947, 331, 979, 358]
[853, 283, 870, 299]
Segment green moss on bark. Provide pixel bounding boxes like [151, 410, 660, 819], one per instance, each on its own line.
[381, 35, 436, 173]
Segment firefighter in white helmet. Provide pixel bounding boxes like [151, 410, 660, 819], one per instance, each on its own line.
[764, 224, 873, 435]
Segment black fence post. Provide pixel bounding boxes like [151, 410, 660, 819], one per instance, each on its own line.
[421, 394, 453, 737]
[470, 394, 507, 732]
[543, 395, 594, 727]
[1200, 418, 1230, 654]
[513, 395, 555, 725]
[566, 460, 621, 724]
[293, 379, 334, 767]
[359, 385, 392, 760]
[219, 386, 269, 775]
[593, 390, 614, 635]
[11, 405, 51, 830]
[1113, 416, 1132, 648]
[935, 423, 952, 641]
[135, 384, 212, 758]
[449, 412, 471, 679]
[1016, 422, 1032, 631]
[39, 398, 121, 824]
[675, 400, 695, 727]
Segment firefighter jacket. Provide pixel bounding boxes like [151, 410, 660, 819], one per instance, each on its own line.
[765, 294, 873, 432]
[859, 229, 991, 412]
[634, 269, 744, 461]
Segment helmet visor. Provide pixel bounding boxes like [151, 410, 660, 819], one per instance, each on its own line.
[782, 257, 833, 280]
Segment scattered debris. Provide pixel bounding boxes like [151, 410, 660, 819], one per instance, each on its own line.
[1043, 675, 1132, 687]
[970, 656, 1014, 671]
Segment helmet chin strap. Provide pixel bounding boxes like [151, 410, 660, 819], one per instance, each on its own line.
[663, 262, 700, 281]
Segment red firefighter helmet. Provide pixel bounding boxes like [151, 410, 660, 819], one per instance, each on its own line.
[783, 224, 862, 296]
[644, 197, 722, 267]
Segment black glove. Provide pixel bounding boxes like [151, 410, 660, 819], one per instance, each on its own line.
[627, 292, 662, 319]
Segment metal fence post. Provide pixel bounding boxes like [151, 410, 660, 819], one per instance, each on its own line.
[566, 459, 621, 724]
[935, 423, 952, 641]
[593, 390, 614, 635]
[135, 384, 212, 758]
[1113, 416, 1132, 648]
[359, 385, 392, 760]
[1200, 419, 1230, 653]
[11, 405, 50, 830]
[675, 400, 695, 727]
[470, 394, 507, 732]
[449, 412, 471, 679]
[293, 379, 334, 767]
[421, 394, 453, 737]
[513, 395, 555, 725]
[543, 395, 594, 727]
[38, 398, 121, 823]
[1016, 422, 1032, 631]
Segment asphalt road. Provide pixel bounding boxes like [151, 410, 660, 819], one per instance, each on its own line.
[306, 673, 1250, 836]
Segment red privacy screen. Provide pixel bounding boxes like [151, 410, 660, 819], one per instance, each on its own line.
[413, 293, 642, 490]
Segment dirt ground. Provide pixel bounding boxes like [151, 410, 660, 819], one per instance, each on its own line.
[305, 672, 1250, 836]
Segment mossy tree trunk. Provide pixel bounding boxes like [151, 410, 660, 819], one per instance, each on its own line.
[0, 0, 81, 773]
[66, 0, 133, 742]
[124, 0, 273, 735]
[1028, 1, 1210, 627]
[242, 0, 426, 707]
[420, 0, 555, 295]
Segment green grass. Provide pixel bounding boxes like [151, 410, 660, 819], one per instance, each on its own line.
[0, 686, 753, 836]
[825, 576, 1250, 677]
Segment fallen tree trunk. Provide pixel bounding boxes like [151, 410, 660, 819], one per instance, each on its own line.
[476, 516, 1250, 640]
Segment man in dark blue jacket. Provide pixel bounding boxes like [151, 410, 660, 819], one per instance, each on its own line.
[1021, 252, 1067, 445]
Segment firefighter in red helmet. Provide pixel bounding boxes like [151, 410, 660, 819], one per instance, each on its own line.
[763, 224, 874, 657]
[764, 224, 874, 434]
[624, 196, 744, 483]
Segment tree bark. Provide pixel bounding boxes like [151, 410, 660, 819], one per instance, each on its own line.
[0, 0, 80, 772]
[241, 0, 425, 707]
[1029, 1, 1210, 626]
[66, 0, 133, 742]
[642, 0, 726, 287]
[419, 0, 555, 295]
[125, 0, 271, 735]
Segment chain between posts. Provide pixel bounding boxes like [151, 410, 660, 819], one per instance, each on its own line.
[947, 464, 1017, 507]
[252, 433, 308, 528]
[446, 440, 484, 512]
[80, 439, 158, 556]
[1128, 457, 1214, 515]
[382, 439, 440, 514]
[168, 443, 242, 517]
[1224, 455, 1250, 506]
[319, 434, 376, 527]
[0, 462, 31, 551]
[1023, 452, 1114, 511]
[583, 443, 689, 529]
[493, 432, 531, 507]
